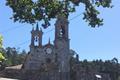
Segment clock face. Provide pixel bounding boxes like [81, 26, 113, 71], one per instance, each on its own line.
[46, 48, 52, 54]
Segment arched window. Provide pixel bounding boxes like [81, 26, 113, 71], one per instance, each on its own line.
[34, 36, 39, 46]
[59, 25, 65, 37]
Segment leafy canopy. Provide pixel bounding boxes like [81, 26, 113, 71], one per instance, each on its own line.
[6, 0, 112, 28]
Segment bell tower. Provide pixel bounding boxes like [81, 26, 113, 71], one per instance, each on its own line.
[55, 16, 69, 41]
[30, 23, 43, 48]
[54, 16, 69, 49]
[54, 16, 70, 80]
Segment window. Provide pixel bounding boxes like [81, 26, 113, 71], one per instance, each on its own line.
[34, 36, 39, 46]
[59, 25, 65, 37]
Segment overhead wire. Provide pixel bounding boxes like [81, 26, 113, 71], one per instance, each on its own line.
[69, 13, 83, 21]
[0, 24, 26, 34]
[15, 28, 56, 47]
[5, 13, 83, 48]
[1, 12, 83, 34]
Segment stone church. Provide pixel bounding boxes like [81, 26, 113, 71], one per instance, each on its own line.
[23, 16, 71, 80]
[22, 16, 111, 80]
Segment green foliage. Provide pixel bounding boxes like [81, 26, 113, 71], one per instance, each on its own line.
[70, 56, 120, 80]
[0, 34, 6, 61]
[6, 0, 112, 28]
[4, 47, 27, 66]
[0, 34, 3, 48]
[0, 52, 5, 61]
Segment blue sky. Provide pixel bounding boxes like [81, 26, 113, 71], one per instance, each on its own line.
[0, 0, 120, 61]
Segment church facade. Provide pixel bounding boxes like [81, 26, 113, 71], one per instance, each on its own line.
[23, 16, 71, 80]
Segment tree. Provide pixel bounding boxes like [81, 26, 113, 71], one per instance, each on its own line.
[17, 50, 27, 64]
[6, 0, 112, 28]
[0, 34, 5, 61]
[4, 47, 27, 66]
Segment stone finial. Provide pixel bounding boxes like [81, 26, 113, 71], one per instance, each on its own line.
[57, 14, 68, 21]
[40, 28, 43, 32]
[48, 38, 51, 44]
[76, 54, 79, 63]
[32, 27, 34, 31]
[36, 23, 39, 31]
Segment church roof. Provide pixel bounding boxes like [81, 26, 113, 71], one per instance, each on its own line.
[43, 43, 54, 48]
[43, 38, 54, 47]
